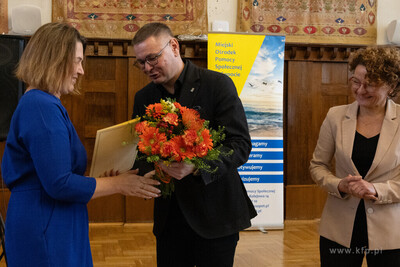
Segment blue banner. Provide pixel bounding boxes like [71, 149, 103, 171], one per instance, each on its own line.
[251, 139, 283, 149]
[209, 33, 285, 229]
[238, 162, 283, 172]
[248, 151, 283, 160]
[241, 174, 284, 183]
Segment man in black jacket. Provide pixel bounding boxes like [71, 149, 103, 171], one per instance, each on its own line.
[132, 22, 257, 267]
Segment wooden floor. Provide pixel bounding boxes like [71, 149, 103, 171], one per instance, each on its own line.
[0, 219, 368, 266]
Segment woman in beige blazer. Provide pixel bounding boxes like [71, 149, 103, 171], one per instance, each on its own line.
[310, 46, 400, 267]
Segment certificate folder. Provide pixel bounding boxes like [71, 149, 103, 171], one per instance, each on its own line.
[89, 118, 140, 177]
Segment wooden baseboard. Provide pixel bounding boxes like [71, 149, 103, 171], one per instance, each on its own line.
[285, 184, 327, 219]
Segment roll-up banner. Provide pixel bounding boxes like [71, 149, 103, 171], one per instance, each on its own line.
[208, 33, 285, 230]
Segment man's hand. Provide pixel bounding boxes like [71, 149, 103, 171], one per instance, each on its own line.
[158, 161, 196, 180]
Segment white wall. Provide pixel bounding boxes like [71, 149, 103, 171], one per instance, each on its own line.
[8, 0, 400, 44]
[8, 0, 51, 31]
[207, 0, 237, 32]
[377, 1, 400, 44]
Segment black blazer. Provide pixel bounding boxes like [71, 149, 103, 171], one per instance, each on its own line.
[133, 60, 257, 239]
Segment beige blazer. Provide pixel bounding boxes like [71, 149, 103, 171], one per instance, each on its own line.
[310, 99, 400, 250]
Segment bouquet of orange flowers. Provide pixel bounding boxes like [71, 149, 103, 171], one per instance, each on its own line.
[134, 98, 231, 197]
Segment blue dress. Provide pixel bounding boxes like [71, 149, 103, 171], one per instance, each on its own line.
[1, 89, 97, 266]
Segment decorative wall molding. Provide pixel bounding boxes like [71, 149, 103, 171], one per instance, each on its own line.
[83, 38, 364, 62]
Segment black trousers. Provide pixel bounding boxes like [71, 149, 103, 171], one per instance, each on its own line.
[156, 196, 239, 267]
[320, 200, 400, 267]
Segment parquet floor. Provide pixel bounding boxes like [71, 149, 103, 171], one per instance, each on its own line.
[0, 219, 368, 267]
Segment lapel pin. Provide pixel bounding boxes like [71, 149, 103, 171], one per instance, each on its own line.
[190, 87, 195, 92]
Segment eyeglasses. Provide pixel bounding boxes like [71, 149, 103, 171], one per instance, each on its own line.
[349, 77, 379, 92]
[134, 40, 171, 69]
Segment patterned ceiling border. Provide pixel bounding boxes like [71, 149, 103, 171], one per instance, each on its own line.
[237, 0, 377, 45]
[52, 0, 208, 39]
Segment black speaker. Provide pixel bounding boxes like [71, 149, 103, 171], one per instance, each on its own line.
[0, 35, 27, 141]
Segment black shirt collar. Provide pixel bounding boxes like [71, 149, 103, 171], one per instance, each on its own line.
[158, 60, 188, 100]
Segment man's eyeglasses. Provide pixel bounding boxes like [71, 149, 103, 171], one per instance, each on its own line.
[134, 40, 171, 69]
[349, 77, 379, 92]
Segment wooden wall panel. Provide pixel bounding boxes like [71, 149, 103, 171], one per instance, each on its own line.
[63, 56, 130, 222]
[0, 189, 9, 220]
[0, 141, 8, 220]
[286, 61, 351, 186]
[0, 142, 4, 183]
[286, 61, 314, 186]
[126, 197, 154, 223]
[285, 185, 327, 219]
[126, 61, 154, 222]
[128, 59, 151, 120]
[283, 46, 358, 218]
[87, 195, 125, 222]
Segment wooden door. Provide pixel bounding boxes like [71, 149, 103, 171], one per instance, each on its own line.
[285, 59, 353, 218]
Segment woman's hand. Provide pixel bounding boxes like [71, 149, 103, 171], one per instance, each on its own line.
[338, 174, 378, 200]
[348, 178, 378, 201]
[92, 170, 161, 199]
[338, 174, 362, 194]
[117, 170, 161, 199]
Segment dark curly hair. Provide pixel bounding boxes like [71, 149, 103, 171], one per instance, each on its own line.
[349, 46, 400, 98]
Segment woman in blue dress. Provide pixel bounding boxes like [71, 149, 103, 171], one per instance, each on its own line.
[1, 22, 161, 266]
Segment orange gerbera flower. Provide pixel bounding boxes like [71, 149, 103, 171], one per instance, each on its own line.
[194, 143, 210, 157]
[146, 103, 165, 118]
[138, 127, 167, 155]
[170, 136, 196, 161]
[200, 129, 213, 150]
[182, 129, 199, 147]
[173, 102, 183, 110]
[163, 113, 179, 126]
[160, 141, 180, 160]
[135, 121, 149, 134]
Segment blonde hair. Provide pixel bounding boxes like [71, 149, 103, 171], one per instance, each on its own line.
[15, 22, 86, 95]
